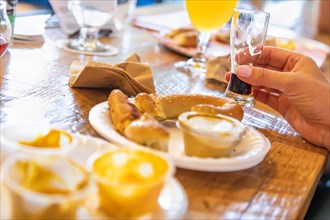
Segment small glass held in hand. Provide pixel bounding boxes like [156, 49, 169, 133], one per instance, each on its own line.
[225, 9, 270, 107]
[67, 0, 117, 53]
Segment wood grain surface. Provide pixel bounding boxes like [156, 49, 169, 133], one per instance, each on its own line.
[1, 4, 329, 219]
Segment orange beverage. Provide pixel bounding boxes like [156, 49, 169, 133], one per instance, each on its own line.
[185, 0, 238, 32]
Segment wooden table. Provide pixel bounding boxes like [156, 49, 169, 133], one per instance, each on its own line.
[1, 3, 329, 220]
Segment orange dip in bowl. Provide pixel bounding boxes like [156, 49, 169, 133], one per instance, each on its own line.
[2, 156, 90, 219]
[90, 148, 174, 218]
[19, 129, 73, 148]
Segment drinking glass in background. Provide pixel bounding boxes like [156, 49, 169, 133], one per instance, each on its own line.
[225, 8, 270, 107]
[0, 1, 11, 57]
[5, 0, 17, 31]
[67, 0, 117, 53]
[112, 0, 137, 32]
[175, 0, 238, 76]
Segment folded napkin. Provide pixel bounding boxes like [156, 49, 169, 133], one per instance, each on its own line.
[206, 56, 231, 83]
[69, 53, 156, 96]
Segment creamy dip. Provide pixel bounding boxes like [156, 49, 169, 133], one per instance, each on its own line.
[188, 115, 236, 133]
[177, 112, 245, 158]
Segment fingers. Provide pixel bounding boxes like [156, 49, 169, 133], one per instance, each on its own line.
[236, 65, 294, 92]
[226, 69, 288, 113]
[225, 72, 231, 82]
[253, 47, 304, 71]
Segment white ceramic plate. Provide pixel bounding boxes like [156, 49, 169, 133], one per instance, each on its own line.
[89, 101, 271, 172]
[0, 130, 187, 220]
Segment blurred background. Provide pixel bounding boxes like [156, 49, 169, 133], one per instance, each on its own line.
[17, 0, 329, 38]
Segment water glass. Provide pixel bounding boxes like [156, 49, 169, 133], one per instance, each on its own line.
[112, 0, 137, 32]
[5, 0, 17, 31]
[225, 8, 270, 107]
[68, 0, 117, 52]
[0, 1, 11, 57]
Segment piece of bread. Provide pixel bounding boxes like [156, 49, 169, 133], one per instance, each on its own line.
[108, 89, 140, 135]
[124, 113, 169, 152]
[191, 102, 244, 121]
[172, 31, 197, 47]
[135, 93, 244, 120]
[165, 28, 197, 47]
[134, 93, 166, 120]
[165, 27, 194, 38]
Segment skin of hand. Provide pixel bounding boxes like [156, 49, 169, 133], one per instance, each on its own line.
[225, 47, 330, 150]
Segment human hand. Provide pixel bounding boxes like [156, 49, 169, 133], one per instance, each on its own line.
[225, 47, 330, 150]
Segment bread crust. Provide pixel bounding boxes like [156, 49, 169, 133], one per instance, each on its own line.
[135, 93, 244, 120]
[124, 113, 169, 151]
[108, 89, 139, 135]
[191, 102, 244, 121]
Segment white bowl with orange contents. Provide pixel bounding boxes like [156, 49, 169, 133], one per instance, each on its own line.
[87, 148, 175, 218]
[0, 124, 77, 162]
[1, 155, 91, 219]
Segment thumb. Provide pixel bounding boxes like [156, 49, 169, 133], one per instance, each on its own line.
[236, 65, 293, 92]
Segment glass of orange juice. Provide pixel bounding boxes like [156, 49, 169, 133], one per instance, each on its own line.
[175, 0, 238, 76]
[88, 148, 174, 218]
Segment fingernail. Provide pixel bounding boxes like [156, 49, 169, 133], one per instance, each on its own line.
[237, 66, 252, 77]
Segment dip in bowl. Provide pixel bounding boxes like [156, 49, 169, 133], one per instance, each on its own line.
[2, 155, 90, 219]
[177, 111, 246, 158]
[88, 148, 174, 218]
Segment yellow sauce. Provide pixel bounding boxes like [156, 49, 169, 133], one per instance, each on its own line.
[12, 158, 88, 194]
[19, 129, 72, 148]
[6, 157, 89, 219]
[93, 149, 169, 218]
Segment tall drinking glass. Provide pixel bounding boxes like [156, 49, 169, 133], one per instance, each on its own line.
[68, 0, 117, 53]
[0, 1, 11, 57]
[225, 9, 270, 107]
[175, 0, 238, 76]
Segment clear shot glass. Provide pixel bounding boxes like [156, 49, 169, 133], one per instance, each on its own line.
[225, 8, 270, 107]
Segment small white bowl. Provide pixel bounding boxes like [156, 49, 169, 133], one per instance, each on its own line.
[176, 111, 246, 158]
[1, 155, 90, 219]
[86, 148, 175, 218]
[0, 124, 77, 162]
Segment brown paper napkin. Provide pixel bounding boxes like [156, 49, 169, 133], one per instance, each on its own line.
[206, 56, 231, 83]
[69, 53, 156, 96]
